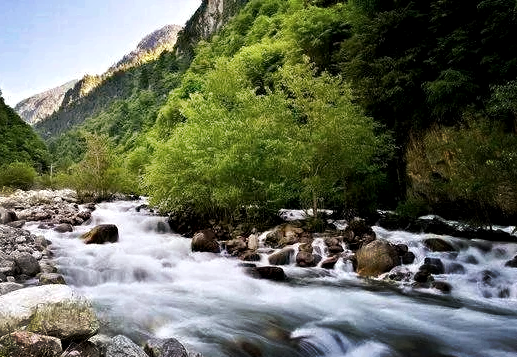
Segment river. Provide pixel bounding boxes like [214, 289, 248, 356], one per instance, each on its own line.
[26, 200, 517, 357]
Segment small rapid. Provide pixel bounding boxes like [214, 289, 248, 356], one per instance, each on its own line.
[26, 200, 517, 357]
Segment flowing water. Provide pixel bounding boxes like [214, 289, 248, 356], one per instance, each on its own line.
[26, 200, 517, 357]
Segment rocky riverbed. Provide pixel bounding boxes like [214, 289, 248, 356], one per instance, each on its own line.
[0, 190, 198, 357]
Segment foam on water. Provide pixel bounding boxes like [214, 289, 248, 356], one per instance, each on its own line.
[26, 200, 517, 356]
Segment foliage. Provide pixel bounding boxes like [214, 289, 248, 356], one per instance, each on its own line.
[0, 162, 37, 190]
[406, 119, 517, 224]
[0, 96, 50, 171]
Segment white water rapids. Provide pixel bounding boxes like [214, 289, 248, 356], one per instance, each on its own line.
[26, 200, 517, 357]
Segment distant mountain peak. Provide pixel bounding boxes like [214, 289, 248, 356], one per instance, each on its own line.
[14, 80, 78, 125]
[110, 24, 183, 71]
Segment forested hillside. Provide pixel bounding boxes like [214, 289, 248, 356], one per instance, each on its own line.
[40, 0, 517, 225]
[0, 90, 50, 189]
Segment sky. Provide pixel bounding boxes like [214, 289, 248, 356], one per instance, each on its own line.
[0, 0, 201, 106]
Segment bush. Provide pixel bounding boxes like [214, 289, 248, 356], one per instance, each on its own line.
[0, 162, 37, 190]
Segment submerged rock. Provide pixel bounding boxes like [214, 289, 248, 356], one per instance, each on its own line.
[355, 239, 399, 277]
[424, 238, 456, 252]
[505, 255, 517, 268]
[246, 266, 286, 281]
[82, 224, 119, 244]
[419, 257, 445, 275]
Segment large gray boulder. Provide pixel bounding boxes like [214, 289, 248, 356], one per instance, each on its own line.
[356, 239, 400, 277]
[0, 285, 99, 340]
[106, 335, 148, 357]
[268, 247, 294, 265]
[144, 338, 188, 357]
[0, 281, 23, 295]
[12, 251, 40, 276]
[0, 207, 17, 224]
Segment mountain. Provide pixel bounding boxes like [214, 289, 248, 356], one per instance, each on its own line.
[110, 24, 183, 71]
[14, 80, 78, 125]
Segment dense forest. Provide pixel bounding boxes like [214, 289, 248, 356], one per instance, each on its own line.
[7, 0, 517, 226]
[0, 90, 50, 189]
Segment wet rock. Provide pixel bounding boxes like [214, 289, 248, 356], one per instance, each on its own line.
[39, 273, 66, 285]
[431, 281, 452, 293]
[423, 238, 456, 252]
[296, 251, 317, 267]
[240, 251, 261, 261]
[504, 255, 517, 268]
[328, 245, 344, 254]
[62, 341, 101, 357]
[0, 285, 99, 340]
[12, 251, 40, 276]
[106, 335, 148, 357]
[247, 234, 259, 251]
[419, 258, 445, 275]
[6, 220, 25, 229]
[82, 224, 119, 245]
[237, 340, 262, 357]
[446, 262, 466, 274]
[401, 251, 416, 264]
[267, 247, 294, 265]
[464, 255, 479, 264]
[0, 207, 17, 224]
[225, 237, 247, 256]
[0, 252, 17, 276]
[144, 337, 188, 357]
[388, 270, 412, 282]
[54, 223, 73, 233]
[191, 230, 220, 253]
[356, 239, 399, 277]
[246, 266, 286, 281]
[321, 255, 339, 269]
[343, 219, 376, 251]
[0, 330, 62, 357]
[414, 271, 433, 283]
[0, 281, 24, 295]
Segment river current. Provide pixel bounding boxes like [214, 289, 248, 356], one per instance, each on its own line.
[26, 200, 517, 357]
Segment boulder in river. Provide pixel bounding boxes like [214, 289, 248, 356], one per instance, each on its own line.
[39, 273, 66, 285]
[54, 223, 73, 233]
[191, 230, 220, 253]
[296, 250, 318, 267]
[12, 251, 40, 276]
[504, 255, 517, 268]
[0, 330, 62, 357]
[0, 207, 17, 224]
[0, 285, 99, 340]
[106, 335, 148, 357]
[355, 239, 399, 277]
[268, 247, 294, 265]
[82, 224, 119, 244]
[343, 219, 376, 251]
[246, 266, 286, 281]
[144, 337, 188, 357]
[423, 237, 456, 252]
[419, 257, 445, 275]
[321, 255, 339, 269]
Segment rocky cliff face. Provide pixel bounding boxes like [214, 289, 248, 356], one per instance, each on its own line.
[110, 24, 183, 71]
[175, 0, 249, 61]
[14, 80, 78, 125]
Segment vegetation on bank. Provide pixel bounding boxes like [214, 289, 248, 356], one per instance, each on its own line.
[3, 0, 517, 225]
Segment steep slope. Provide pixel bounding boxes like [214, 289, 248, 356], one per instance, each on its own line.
[0, 92, 49, 169]
[14, 80, 78, 125]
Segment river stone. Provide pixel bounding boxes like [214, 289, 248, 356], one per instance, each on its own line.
[144, 337, 188, 357]
[39, 273, 66, 285]
[247, 234, 259, 251]
[54, 223, 73, 233]
[106, 335, 148, 357]
[0, 207, 17, 224]
[0, 282, 24, 295]
[431, 281, 452, 293]
[12, 251, 40, 276]
[423, 238, 456, 252]
[0, 330, 62, 357]
[191, 230, 220, 253]
[63, 341, 101, 357]
[321, 255, 339, 269]
[0, 252, 17, 276]
[0, 285, 99, 340]
[343, 219, 376, 251]
[419, 257, 445, 275]
[296, 251, 317, 267]
[225, 237, 247, 256]
[268, 247, 294, 265]
[356, 239, 400, 277]
[505, 255, 517, 268]
[247, 266, 286, 281]
[240, 251, 261, 261]
[82, 224, 119, 244]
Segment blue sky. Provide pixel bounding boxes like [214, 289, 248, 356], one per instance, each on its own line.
[0, 0, 201, 106]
